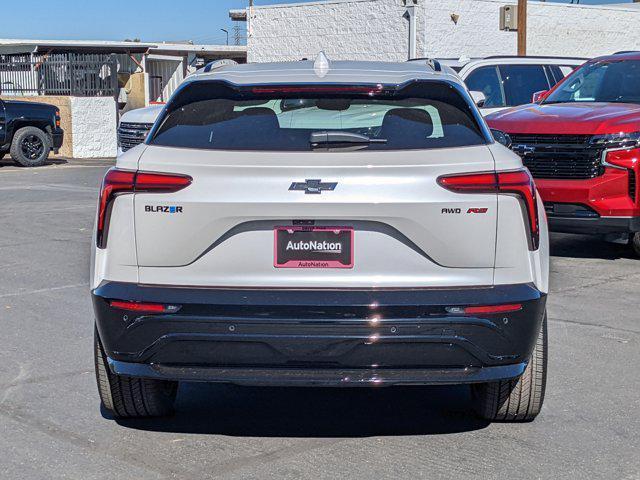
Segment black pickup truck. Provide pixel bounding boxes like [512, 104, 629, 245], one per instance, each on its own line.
[0, 98, 64, 166]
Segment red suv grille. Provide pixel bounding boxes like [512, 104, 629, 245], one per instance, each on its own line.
[509, 134, 604, 180]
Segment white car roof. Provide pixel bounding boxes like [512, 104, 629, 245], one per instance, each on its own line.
[409, 56, 587, 73]
[187, 56, 463, 88]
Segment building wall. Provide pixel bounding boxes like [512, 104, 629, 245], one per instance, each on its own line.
[422, 0, 516, 58]
[248, 0, 414, 62]
[527, 2, 640, 58]
[70, 97, 117, 158]
[124, 73, 147, 112]
[247, 0, 640, 62]
[146, 57, 184, 103]
[424, 0, 640, 58]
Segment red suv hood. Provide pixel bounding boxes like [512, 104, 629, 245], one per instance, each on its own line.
[486, 102, 640, 135]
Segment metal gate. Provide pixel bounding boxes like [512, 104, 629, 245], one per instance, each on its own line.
[0, 53, 118, 97]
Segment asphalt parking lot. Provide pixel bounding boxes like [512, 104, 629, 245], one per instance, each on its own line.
[0, 159, 638, 480]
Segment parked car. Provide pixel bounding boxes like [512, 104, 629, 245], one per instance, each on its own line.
[0, 98, 63, 166]
[116, 104, 165, 156]
[411, 56, 586, 115]
[92, 55, 549, 422]
[487, 51, 640, 256]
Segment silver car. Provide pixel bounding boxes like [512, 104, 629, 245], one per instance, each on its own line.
[91, 55, 549, 422]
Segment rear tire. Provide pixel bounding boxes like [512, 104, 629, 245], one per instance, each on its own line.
[631, 232, 640, 258]
[473, 311, 547, 422]
[94, 327, 178, 418]
[10, 126, 51, 167]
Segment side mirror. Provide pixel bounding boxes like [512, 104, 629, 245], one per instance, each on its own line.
[491, 129, 512, 148]
[532, 90, 548, 103]
[469, 91, 486, 108]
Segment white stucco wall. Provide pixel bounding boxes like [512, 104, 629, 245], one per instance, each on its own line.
[246, 0, 640, 62]
[248, 0, 416, 62]
[425, 0, 640, 58]
[70, 97, 117, 158]
[527, 2, 640, 58]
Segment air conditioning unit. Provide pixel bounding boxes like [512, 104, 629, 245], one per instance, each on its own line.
[500, 5, 518, 31]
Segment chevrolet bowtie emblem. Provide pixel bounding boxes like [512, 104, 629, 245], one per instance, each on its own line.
[289, 179, 338, 194]
[513, 144, 536, 156]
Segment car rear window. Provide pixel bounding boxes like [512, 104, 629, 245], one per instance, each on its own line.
[149, 81, 487, 151]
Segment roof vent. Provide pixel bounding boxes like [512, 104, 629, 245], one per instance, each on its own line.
[314, 51, 330, 78]
[203, 58, 238, 73]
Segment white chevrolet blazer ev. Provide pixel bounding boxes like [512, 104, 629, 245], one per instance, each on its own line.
[91, 55, 549, 422]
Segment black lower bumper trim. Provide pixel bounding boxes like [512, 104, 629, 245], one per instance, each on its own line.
[548, 215, 640, 234]
[108, 358, 528, 387]
[93, 282, 546, 382]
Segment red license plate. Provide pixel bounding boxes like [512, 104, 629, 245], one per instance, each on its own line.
[274, 226, 354, 268]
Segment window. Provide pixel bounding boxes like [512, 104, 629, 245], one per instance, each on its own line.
[544, 60, 640, 104]
[150, 81, 487, 151]
[465, 66, 505, 108]
[546, 66, 562, 85]
[559, 65, 578, 77]
[499, 65, 551, 107]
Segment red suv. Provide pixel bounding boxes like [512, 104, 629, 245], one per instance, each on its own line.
[486, 52, 640, 256]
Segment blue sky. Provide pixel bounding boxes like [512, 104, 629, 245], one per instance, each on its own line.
[0, 0, 633, 44]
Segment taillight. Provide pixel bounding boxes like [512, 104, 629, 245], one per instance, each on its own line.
[96, 169, 136, 248]
[109, 300, 181, 314]
[445, 303, 522, 315]
[251, 85, 384, 95]
[462, 303, 522, 315]
[96, 168, 192, 248]
[438, 169, 540, 250]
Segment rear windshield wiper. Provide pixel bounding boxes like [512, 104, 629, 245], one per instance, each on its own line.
[310, 131, 387, 150]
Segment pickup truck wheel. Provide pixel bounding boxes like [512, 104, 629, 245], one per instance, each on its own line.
[94, 327, 178, 418]
[631, 233, 640, 258]
[472, 311, 547, 422]
[10, 126, 51, 167]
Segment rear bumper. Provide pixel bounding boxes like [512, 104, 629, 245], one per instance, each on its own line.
[93, 282, 546, 387]
[107, 359, 528, 387]
[51, 128, 64, 151]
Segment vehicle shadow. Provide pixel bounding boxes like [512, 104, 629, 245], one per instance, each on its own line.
[111, 383, 489, 437]
[0, 157, 68, 168]
[550, 233, 635, 260]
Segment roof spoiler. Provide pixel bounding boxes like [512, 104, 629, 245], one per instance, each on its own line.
[203, 59, 238, 73]
[407, 58, 442, 72]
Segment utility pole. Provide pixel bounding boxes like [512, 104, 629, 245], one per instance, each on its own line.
[517, 0, 527, 56]
[221, 28, 229, 46]
[248, 0, 254, 39]
[402, 0, 418, 60]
